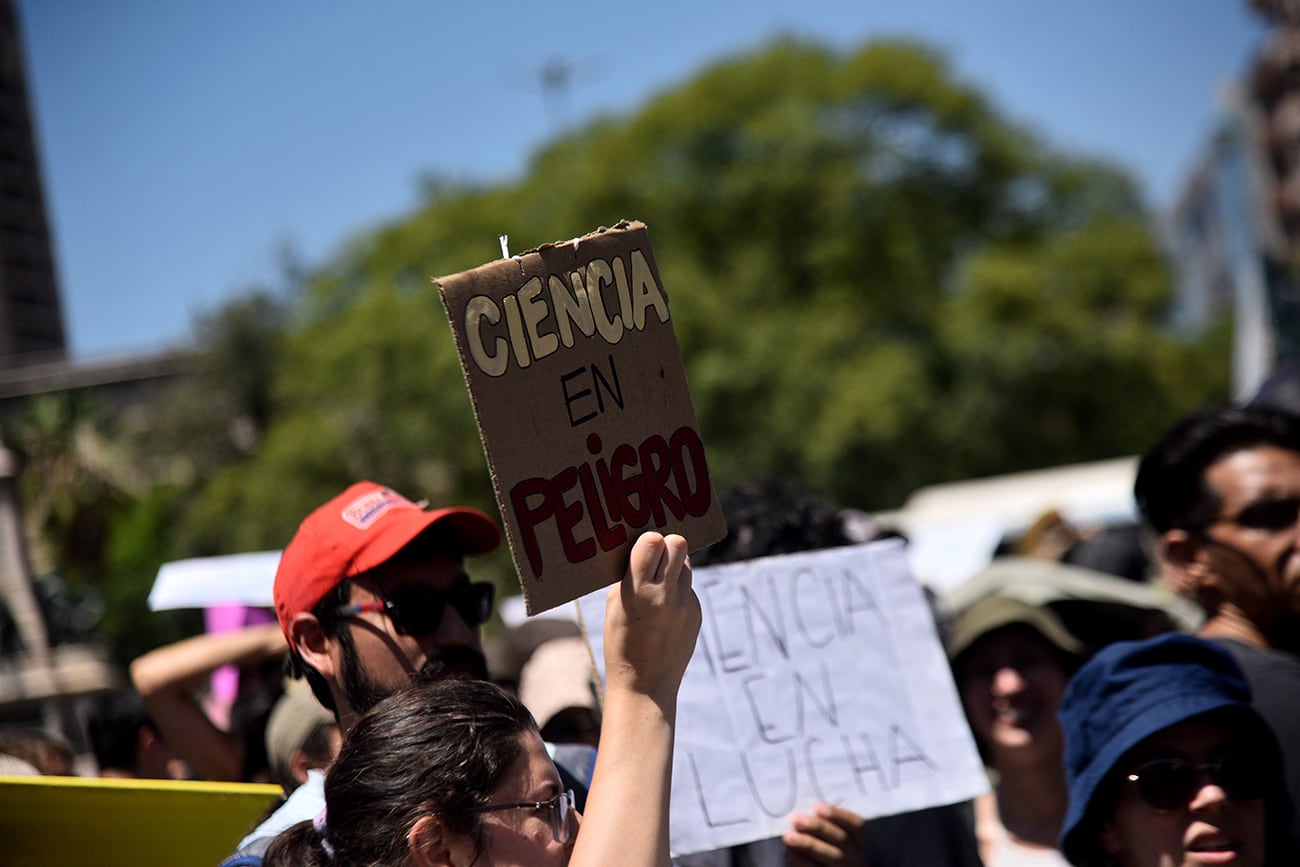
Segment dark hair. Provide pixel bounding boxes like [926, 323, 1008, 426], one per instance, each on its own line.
[264, 677, 536, 867]
[1061, 523, 1149, 584]
[87, 690, 156, 774]
[693, 479, 850, 567]
[1134, 404, 1300, 534]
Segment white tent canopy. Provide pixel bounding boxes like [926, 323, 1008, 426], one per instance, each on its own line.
[885, 455, 1140, 594]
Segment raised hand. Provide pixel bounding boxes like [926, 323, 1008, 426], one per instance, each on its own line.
[572, 532, 703, 867]
[602, 531, 702, 709]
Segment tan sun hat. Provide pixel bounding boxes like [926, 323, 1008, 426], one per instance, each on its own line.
[264, 680, 336, 791]
[945, 594, 1085, 664]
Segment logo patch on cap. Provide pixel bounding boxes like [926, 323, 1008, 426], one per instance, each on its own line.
[341, 488, 421, 530]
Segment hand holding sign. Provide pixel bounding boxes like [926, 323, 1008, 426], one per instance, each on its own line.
[437, 221, 726, 613]
[784, 804, 869, 866]
[604, 532, 702, 710]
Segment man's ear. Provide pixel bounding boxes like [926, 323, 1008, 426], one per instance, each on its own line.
[1160, 529, 1205, 597]
[136, 724, 160, 753]
[408, 815, 459, 867]
[290, 613, 337, 680]
[289, 748, 312, 787]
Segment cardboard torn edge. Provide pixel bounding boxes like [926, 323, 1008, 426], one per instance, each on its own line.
[431, 220, 642, 291]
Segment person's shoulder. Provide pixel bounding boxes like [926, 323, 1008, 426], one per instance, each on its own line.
[1213, 638, 1300, 677]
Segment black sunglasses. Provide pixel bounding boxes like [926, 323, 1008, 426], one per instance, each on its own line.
[335, 579, 494, 636]
[1207, 495, 1300, 532]
[1122, 754, 1269, 812]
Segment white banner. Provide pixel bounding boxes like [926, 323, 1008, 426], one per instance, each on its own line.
[577, 539, 987, 857]
[147, 551, 281, 611]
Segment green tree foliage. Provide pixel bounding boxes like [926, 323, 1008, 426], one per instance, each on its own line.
[101, 485, 202, 664]
[168, 36, 1227, 543]
[130, 291, 291, 485]
[7, 392, 137, 584]
[50, 38, 1229, 663]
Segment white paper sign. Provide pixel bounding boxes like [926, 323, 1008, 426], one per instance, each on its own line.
[576, 539, 988, 857]
[147, 551, 281, 611]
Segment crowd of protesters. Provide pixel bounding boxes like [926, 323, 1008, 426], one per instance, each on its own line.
[3, 375, 1300, 867]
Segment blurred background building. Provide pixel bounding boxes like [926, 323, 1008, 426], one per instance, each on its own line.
[0, 0, 63, 370]
[1169, 0, 1300, 397]
[0, 0, 129, 747]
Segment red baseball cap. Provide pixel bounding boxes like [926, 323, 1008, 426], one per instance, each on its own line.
[274, 481, 501, 650]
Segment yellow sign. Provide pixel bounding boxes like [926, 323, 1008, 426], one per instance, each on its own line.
[0, 774, 282, 867]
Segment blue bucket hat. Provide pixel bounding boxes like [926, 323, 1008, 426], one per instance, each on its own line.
[1058, 633, 1273, 865]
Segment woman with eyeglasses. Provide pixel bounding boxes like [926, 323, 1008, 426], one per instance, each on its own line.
[1058, 633, 1296, 867]
[264, 531, 700, 867]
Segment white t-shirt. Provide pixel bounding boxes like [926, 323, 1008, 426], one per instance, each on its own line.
[232, 769, 324, 857]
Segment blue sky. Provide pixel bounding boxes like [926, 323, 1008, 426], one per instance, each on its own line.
[18, 1, 1267, 360]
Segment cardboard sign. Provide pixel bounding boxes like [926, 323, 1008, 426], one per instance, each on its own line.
[437, 221, 726, 614]
[0, 775, 282, 867]
[577, 540, 989, 857]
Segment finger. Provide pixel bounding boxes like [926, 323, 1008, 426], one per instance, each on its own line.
[782, 828, 842, 865]
[812, 803, 866, 837]
[657, 534, 689, 586]
[790, 812, 849, 847]
[627, 531, 668, 588]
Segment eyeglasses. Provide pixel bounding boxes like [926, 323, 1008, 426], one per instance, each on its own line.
[1206, 495, 1300, 532]
[465, 788, 576, 844]
[1122, 755, 1269, 811]
[334, 578, 494, 636]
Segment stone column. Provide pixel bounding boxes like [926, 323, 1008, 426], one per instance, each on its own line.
[0, 440, 50, 660]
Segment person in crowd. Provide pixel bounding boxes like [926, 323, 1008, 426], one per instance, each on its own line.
[263, 680, 340, 795]
[1133, 403, 1300, 846]
[265, 529, 700, 867]
[0, 727, 74, 775]
[228, 479, 860, 864]
[518, 636, 601, 748]
[130, 620, 288, 783]
[225, 481, 508, 860]
[1058, 632, 1295, 867]
[947, 594, 1085, 866]
[86, 689, 182, 779]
